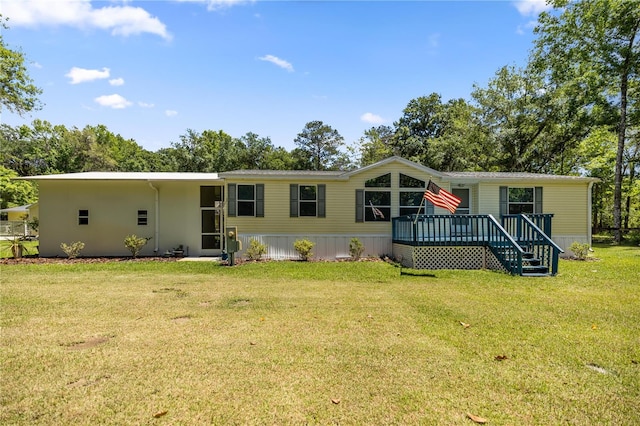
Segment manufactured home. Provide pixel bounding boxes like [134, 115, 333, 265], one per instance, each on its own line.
[21, 157, 597, 275]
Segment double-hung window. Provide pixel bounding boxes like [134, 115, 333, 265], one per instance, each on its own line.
[290, 184, 326, 217]
[500, 186, 543, 215]
[137, 210, 148, 226]
[227, 184, 264, 217]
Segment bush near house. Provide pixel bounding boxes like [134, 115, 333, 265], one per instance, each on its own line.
[293, 239, 314, 261]
[245, 238, 267, 261]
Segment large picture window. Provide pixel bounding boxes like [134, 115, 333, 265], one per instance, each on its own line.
[364, 190, 391, 222]
[399, 173, 426, 216]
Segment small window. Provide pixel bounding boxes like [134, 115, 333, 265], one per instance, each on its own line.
[137, 210, 148, 226]
[78, 209, 89, 225]
[365, 173, 391, 188]
[508, 188, 534, 214]
[237, 185, 255, 216]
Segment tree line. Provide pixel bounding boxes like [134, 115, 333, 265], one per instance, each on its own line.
[1, 1, 638, 240]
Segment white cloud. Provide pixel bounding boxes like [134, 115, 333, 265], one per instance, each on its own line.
[258, 55, 294, 72]
[94, 94, 132, 109]
[2, 0, 172, 40]
[427, 33, 440, 48]
[138, 101, 155, 108]
[513, 0, 552, 17]
[66, 67, 110, 84]
[174, 0, 255, 12]
[360, 112, 385, 125]
[165, 110, 178, 117]
[109, 78, 125, 86]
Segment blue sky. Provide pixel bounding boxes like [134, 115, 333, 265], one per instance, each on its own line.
[1, 0, 551, 152]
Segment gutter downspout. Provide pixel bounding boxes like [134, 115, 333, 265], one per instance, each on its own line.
[588, 181, 595, 249]
[148, 182, 159, 254]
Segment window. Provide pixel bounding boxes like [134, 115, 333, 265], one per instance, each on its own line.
[355, 190, 391, 222]
[365, 173, 391, 188]
[137, 210, 148, 226]
[227, 184, 264, 217]
[499, 186, 542, 216]
[290, 184, 326, 217]
[200, 186, 223, 208]
[78, 209, 89, 225]
[299, 185, 317, 216]
[237, 185, 255, 216]
[508, 187, 534, 214]
[399, 173, 427, 216]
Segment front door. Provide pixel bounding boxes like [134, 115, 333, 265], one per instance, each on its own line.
[200, 186, 223, 255]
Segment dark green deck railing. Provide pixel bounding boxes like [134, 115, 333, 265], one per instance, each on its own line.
[501, 214, 563, 275]
[392, 214, 561, 275]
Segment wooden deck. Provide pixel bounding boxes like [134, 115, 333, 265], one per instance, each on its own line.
[392, 214, 562, 276]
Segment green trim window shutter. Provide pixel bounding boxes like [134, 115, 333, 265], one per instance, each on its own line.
[317, 184, 326, 218]
[228, 183, 236, 217]
[290, 184, 298, 217]
[535, 187, 543, 214]
[256, 184, 264, 217]
[355, 189, 364, 222]
[499, 186, 508, 217]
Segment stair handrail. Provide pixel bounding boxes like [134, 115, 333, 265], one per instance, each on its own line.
[486, 214, 525, 275]
[520, 214, 564, 275]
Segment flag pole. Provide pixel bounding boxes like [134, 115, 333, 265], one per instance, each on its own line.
[413, 198, 425, 225]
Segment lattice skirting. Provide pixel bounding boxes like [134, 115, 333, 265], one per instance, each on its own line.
[392, 244, 506, 272]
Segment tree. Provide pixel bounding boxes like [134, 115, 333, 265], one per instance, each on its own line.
[471, 65, 589, 173]
[0, 18, 42, 116]
[532, 0, 640, 243]
[353, 125, 395, 167]
[391, 93, 446, 166]
[293, 121, 345, 170]
[0, 165, 37, 209]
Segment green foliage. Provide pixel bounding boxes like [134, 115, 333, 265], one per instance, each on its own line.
[1, 235, 29, 259]
[0, 166, 37, 209]
[569, 241, 590, 260]
[293, 239, 314, 261]
[124, 234, 151, 258]
[294, 121, 345, 171]
[245, 238, 267, 261]
[349, 237, 364, 260]
[0, 18, 42, 116]
[60, 241, 85, 259]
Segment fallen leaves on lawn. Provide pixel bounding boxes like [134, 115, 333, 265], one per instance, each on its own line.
[494, 355, 508, 361]
[466, 412, 487, 423]
[153, 410, 168, 418]
[331, 398, 341, 404]
[460, 321, 471, 329]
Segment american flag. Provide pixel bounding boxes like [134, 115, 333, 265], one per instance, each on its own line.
[369, 200, 385, 219]
[423, 180, 461, 214]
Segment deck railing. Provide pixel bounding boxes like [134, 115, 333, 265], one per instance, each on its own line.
[392, 214, 561, 275]
[501, 214, 554, 238]
[501, 214, 563, 275]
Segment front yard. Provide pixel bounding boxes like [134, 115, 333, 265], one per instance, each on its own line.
[1, 245, 638, 424]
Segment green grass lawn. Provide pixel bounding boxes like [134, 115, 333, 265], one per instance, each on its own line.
[1, 245, 639, 425]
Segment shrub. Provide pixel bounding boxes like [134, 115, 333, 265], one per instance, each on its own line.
[569, 241, 590, 260]
[60, 241, 85, 259]
[293, 239, 314, 261]
[124, 234, 151, 258]
[246, 238, 267, 260]
[349, 237, 364, 260]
